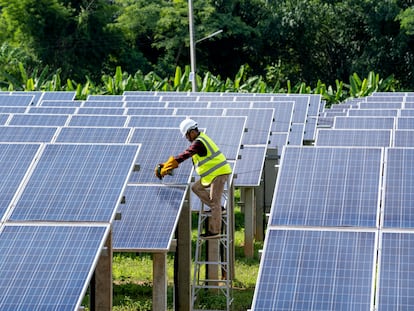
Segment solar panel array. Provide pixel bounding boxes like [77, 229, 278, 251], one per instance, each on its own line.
[252, 92, 414, 310]
[0, 90, 325, 309]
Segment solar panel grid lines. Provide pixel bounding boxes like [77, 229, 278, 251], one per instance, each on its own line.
[0, 107, 27, 114]
[27, 106, 78, 115]
[0, 223, 109, 311]
[333, 116, 396, 129]
[40, 100, 83, 107]
[56, 127, 132, 144]
[8, 143, 141, 222]
[77, 107, 126, 115]
[68, 114, 128, 127]
[0, 143, 42, 221]
[347, 109, 399, 117]
[40, 91, 76, 102]
[399, 109, 414, 116]
[315, 129, 392, 147]
[0, 126, 59, 143]
[0, 94, 35, 107]
[376, 230, 414, 311]
[0, 114, 10, 125]
[359, 102, 403, 109]
[86, 95, 125, 101]
[235, 146, 267, 186]
[9, 113, 71, 126]
[81, 101, 125, 108]
[270, 146, 383, 228]
[396, 117, 414, 129]
[11, 91, 43, 105]
[382, 147, 414, 229]
[126, 107, 175, 115]
[125, 101, 167, 108]
[251, 228, 377, 311]
[112, 185, 187, 251]
[394, 130, 414, 147]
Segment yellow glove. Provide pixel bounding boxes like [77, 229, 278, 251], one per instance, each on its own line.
[160, 156, 179, 176]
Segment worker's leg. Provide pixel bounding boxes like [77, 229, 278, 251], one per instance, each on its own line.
[192, 175, 228, 234]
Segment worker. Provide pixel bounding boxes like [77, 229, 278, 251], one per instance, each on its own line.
[155, 118, 232, 239]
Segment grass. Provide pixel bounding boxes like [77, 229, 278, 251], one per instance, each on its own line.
[108, 206, 263, 311]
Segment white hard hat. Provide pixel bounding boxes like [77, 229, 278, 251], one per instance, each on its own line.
[179, 118, 198, 136]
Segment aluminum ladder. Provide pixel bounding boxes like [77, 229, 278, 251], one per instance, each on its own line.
[191, 177, 234, 311]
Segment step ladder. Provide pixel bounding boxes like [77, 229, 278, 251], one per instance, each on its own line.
[191, 176, 234, 311]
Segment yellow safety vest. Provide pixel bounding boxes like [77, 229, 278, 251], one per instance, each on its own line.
[192, 132, 232, 186]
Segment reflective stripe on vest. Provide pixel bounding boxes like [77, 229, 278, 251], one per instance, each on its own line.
[192, 132, 232, 186]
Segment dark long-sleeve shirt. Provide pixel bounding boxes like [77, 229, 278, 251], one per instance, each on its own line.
[174, 139, 207, 164]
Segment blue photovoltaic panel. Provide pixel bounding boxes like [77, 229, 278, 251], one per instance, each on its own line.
[399, 109, 414, 117]
[316, 129, 391, 147]
[82, 100, 124, 108]
[334, 116, 395, 129]
[113, 185, 186, 251]
[0, 106, 26, 113]
[56, 127, 131, 144]
[0, 114, 9, 125]
[11, 91, 43, 105]
[383, 148, 414, 228]
[209, 101, 252, 108]
[86, 95, 124, 101]
[359, 102, 402, 109]
[394, 130, 414, 147]
[123, 95, 161, 102]
[287, 123, 304, 145]
[252, 229, 376, 311]
[377, 232, 414, 310]
[365, 96, 404, 102]
[225, 108, 274, 145]
[9, 144, 140, 222]
[161, 95, 197, 102]
[405, 102, 414, 108]
[126, 107, 173, 115]
[41, 91, 76, 101]
[125, 101, 166, 108]
[235, 146, 267, 186]
[68, 115, 127, 127]
[0, 143, 40, 220]
[166, 101, 209, 108]
[270, 147, 382, 227]
[0, 225, 107, 311]
[77, 107, 126, 115]
[9, 114, 69, 126]
[175, 107, 224, 116]
[128, 128, 193, 184]
[27, 106, 77, 115]
[304, 117, 317, 141]
[40, 100, 82, 107]
[397, 117, 414, 129]
[276, 96, 309, 124]
[348, 109, 399, 117]
[0, 126, 58, 142]
[127, 115, 182, 128]
[268, 132, 288, 155]
[253, 101, 293, 132]
[0, 94, 34, 106]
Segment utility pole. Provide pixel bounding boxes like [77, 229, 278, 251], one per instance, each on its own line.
[188, 0, 197, 92]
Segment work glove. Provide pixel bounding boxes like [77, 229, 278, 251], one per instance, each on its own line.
[155, 156, 179, 179]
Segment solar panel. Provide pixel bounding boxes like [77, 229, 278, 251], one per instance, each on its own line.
[127, 115, 182, 128]
[56, 127, 132, 144]
[77, 107, 126, 115]
[175, 107, 224, 116]
[0, 114, 9, 125]
[128, 128, 193, 184]
[268, 132, 288, 155]
[334, 116, 395, 129]
[0, 106, 27, 113]
[82, 100, 124, 108]
[251, 229, 376, 311]
[399, 109, 414, 116]
[40, 100, 82, 107]
[125, 101, 167, 108]
[167, 102, 209, 108]
[9, 144, 140, 222]
[41, 91, 76, 101]
[235, 146, 267, 186]
[270, 146, 382, 227]
[126, 107, 174, 115]
[287, 123, 304, 145]
[396, 117, 414, 129]
[0, 143, 40, 220]
[112, 185, 186, 251]
[0, 94, 34, 106]
[377, 231, 414, 310]
[9, 114, 69, 126]
[225, 108, 274, 145]
[359, 102, 402, 109]
[27, 106, 77, 115]
[0, 224, 108, 311]
[394, 130, 414, 147]
[86, 95, 124, 101]
[347, 109, 399, 117]
[253, 101, 293, 132]
[315, 129, 392, 147]
[162, 95, 198, 102]
[209, 101, 252, 108]
[382, 148, 414, 228]
[68, 115, 127, 127]
[11, 91, 43, 105]
[0, 126, 58, 142]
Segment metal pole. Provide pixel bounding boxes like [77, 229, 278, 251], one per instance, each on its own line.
[188, 0, 197, 92]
